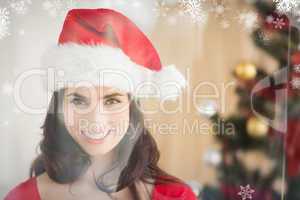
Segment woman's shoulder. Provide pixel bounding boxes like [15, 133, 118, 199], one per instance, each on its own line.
[4, 177, 40, 200]
[152, 180, 198, 200]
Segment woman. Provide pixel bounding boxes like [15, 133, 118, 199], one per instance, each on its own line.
[4, 8, 197, 200]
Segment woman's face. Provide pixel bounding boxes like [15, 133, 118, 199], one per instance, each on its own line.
[62, 86, 130, 156]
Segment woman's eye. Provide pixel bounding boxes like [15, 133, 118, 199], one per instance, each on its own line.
[70, 98, 87, 106]
[104, 98, 121, 105]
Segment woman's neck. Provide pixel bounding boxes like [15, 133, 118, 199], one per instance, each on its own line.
[79, 149, 119, 188]
[37, 148, 136, 199]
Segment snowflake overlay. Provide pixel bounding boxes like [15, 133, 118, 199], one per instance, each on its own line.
[291, 77, 300, 89]
[1, 82, 14, 95]
[0, 7, 10, 40]
[238, 184, 255, 200]
[180, 0, 207, 25]
[208, 0, 231, 29]
[9, 0, 32, 15]
[43, 0, 76, 18]
[209, 0, 229, 17]
[153, 0, 171, 18]
[273, 0, 300, 14]
[238, 11, 258, 32]
[272, 16, 286, 29]
[294, 64, 300, 73]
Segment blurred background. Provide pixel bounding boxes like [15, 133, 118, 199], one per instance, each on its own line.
[1, 0, 300, 199]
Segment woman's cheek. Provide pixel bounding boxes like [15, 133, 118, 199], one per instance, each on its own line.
[109, 111, 130, 137]
[65, 110, 88, 139]
[63, 102, 79, 128]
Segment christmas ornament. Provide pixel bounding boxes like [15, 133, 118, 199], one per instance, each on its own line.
[256, 85, 276, 101]
[236, 150, 275, 176]
[272, 178, 287, 194]
[286, 119, 300, 177]
[264, 12, 290, 30]
[234, 62, 257, 81]
[246, 116, 269, 138]
[291, 51, 300, 66]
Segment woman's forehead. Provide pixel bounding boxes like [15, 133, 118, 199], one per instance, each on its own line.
[64, 86, 127, 97]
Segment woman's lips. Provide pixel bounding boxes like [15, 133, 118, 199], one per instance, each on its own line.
[80, 130, 111, 144]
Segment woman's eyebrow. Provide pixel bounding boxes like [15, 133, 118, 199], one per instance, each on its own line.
[102, 92, 124, 99]
[66, 92, 87, 100]
[67, 92, 124, 99]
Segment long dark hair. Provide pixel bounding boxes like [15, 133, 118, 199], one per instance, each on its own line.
[30, 89, 183, 199]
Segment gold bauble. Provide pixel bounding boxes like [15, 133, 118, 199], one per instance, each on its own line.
[246, 117, 269, 138]
[234, 62, 257, 80]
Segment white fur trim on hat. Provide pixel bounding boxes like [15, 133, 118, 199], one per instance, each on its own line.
[41, 43, 187, 101]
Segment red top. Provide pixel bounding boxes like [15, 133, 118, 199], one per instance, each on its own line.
[4, 177, 198, 200]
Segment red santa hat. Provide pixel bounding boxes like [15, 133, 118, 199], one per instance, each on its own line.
[41, 8, 187, 100]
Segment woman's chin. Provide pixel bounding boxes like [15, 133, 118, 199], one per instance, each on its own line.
[80, 143, 111, 155]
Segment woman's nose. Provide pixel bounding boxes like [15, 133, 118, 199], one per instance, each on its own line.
[84, 107, 110, 133]
[88, 103, 111, 124]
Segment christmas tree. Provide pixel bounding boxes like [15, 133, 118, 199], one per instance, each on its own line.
[200, 1, 300, 200]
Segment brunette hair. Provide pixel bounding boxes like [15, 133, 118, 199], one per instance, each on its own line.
[30, 89, 182, 199]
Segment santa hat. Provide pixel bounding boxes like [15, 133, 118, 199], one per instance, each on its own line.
[41, 8, 187, 100]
